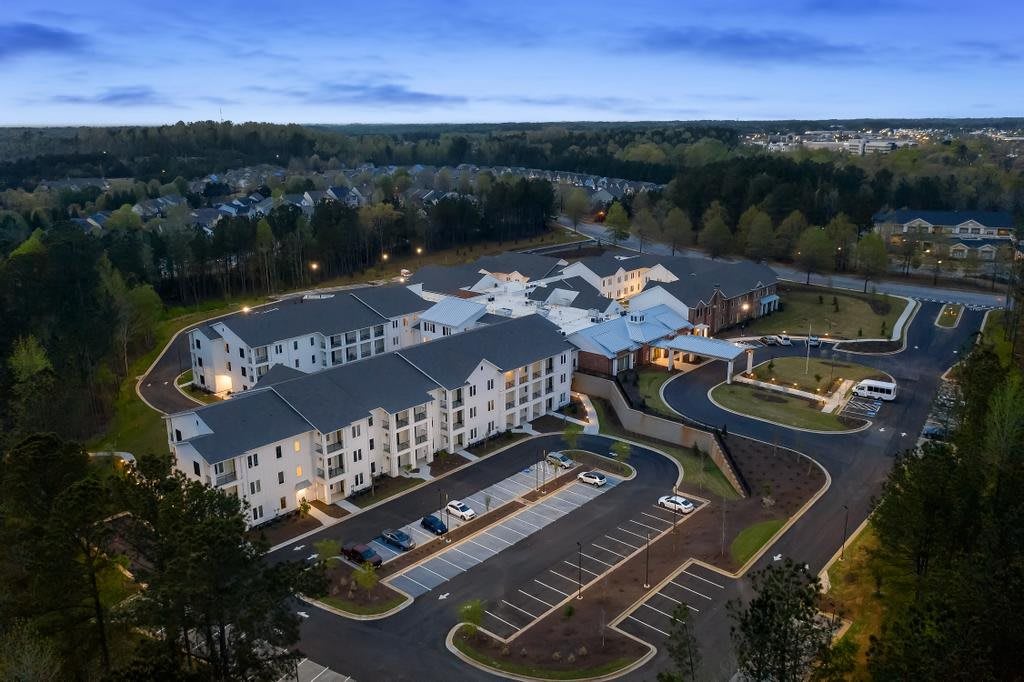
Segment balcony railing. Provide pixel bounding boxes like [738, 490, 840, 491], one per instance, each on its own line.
[414, 410, 427, 422]
[328, 466, 344, 478]
[313, 443, 324, 455]
[505, 400, 515, 409]
[395, 417, 410, 429]
[397, 441, 410, 452]
[519, 396, 528, 405]
[439, 400, 448, 410]
[331, 336, 342, 348]
[451, 398, 464, 408]
[383, 443, 391, 454]
[253, 351, 269, 364]
[452, 421, 464, 430]
[505, 380, 515, 389]
[327, 441, 344, 454]
[532, 391, 541, 400]
[316, 467, 325, 479]
[532, 371, 541, 380]
[415, 434, 428, 445]
[215, 471, 237, 486]
[518, 375, 528, 385]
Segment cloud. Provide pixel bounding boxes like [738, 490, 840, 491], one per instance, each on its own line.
[633, 25, 863, 64]
[51, 86, 173, 107]
[798, 0, 918, 14]
[0, 22, 90, 61]
[256, 81, 466, 107]
[952, 40, 1021, 63]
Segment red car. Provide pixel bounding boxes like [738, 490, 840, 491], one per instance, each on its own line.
[341, 541, 383, 567]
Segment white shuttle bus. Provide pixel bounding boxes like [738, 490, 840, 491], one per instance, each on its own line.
[852, 379, 897, 401]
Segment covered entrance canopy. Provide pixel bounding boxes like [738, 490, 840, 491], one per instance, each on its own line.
[653, 335, 755, 383]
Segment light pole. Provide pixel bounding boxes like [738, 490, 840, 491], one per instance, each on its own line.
[933, 259, 942, 285]
[643, 532, 650, 589]
[576, 542, 583, 600]
[805, 320, 812, 374]
[840, 504, 850, 561]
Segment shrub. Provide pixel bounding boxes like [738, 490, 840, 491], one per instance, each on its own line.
[551, 651, 562, 661]
[563, 603, 575, 619]
[577, 645, 588, 657]
[818, 294, 824, 304]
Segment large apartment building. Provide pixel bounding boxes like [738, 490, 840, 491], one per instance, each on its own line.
[167, 315, 575, 526]
[188, 285, 428, 395]
[872, 209, 1015, 261]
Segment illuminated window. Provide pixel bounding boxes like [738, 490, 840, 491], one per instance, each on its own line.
[293, 439, 300, 453]
[296, 466, 302, 477]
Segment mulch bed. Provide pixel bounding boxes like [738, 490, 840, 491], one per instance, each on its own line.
[469, 432, 828, 675]
[466, 432, 530, 457]
[530, 414, 569, 433]
[520, 466, 581, 503]
[379, 501, 525, 578]
[247, 512, 322, 546]
[310, 499, 348, 519]
[832, 340, 902, 353]
[566, 449, 633, 478]
[429, 451, 471, 477]
[321, 563, 405, 611]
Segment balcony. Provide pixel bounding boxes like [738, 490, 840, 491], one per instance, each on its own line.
[415, 434, 428, 445]
[532, 371, 541, 380]
[545, 382, 554, 394]
[452, 420, 465, 430]
[518, 375, 528, 385]
[316, 467, 325, 479]
[397, 440, 411, 452]
[439, 399, 448, 410]
[519, 396, 528, 405]
[506, 400, 515, 409]
[253, 350, 269, 364]
[313, 443, 324, 455]
[327, 441, 344, 454]
[532, 391, 541, 400]
[215, 471, 237, 486]
[414, 409, 427, 422]
[328, 466, 344, 478]
[331, 335, 342, 348]
[505, 379, 515, 389]
[451, 398, 464, 408]
[383, 443, 391, 454]
[395, 417, 410, 429]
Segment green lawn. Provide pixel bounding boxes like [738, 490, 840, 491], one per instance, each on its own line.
[982, 309, 1014, 366]
[350, 476, 425, 508]
[711, 383, 855, 432]
[318, 593, 407, 616]
[589, 397, 739, 500]
[752, 357, 887, 393]
[731, 518, 786, 565]
[936, 303, 963, 328]
[636, 368, 676, 416]
[744, 286, 903, 340]
[452, 625, 637, 681]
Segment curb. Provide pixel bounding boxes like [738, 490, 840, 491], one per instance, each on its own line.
[705, 382, 872, 436]
[300, 588, 413, 621]
[818, 514, 874, 589]
[933, 303, 964, 329]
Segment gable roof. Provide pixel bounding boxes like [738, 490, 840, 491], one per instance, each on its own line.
[420, 297, 488, 328]
[184, 390, 312, 465]
[872, 209, 1014, 229]
[474, 252, 564, 280]
[567, 253, 665, 277]
[567, 304, 691, 358]
[407, 264, 488, 295]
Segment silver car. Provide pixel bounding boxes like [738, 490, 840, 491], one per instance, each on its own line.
[658, 495, 695, 514]
[546, 451, 574, 469]
[577, 471, 607, 487]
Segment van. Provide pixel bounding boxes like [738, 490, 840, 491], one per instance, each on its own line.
[852, 379, 897, 401]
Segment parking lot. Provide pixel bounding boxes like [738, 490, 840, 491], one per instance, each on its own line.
[615, 562, 729, 643]
[479, 498, 706, 640]
[386, 472, 620, 598]
[353, 459, 568, 565]
[841, 396, 883, 420]
[277, 658, 353, 682]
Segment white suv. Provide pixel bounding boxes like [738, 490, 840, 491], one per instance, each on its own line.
[446, 500, 476, 520]
[658, 495, 695, 514]
[577, 471, 607, 487]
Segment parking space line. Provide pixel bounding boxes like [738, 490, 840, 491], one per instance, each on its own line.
[534, 579, 571, 597]
[419, 564, 449, 581]
[485, 610, 520, 631]
[502, 599, 539, 619]
[580, 551, 614, 568]
[491, 482, 521, 498]
[451, 547, 481, 563]
[604, 534, 639, 549]
[641, 511, 672, 524]
[564, 559, 598, 577]
[558, 487, 591, 502]
[549, 569, 580, 586]
[309, 668, 330, 682]
[669, 580, 711, 600]
[399, 574, 432, 591]
[519, 589, 554, 608]
[592, 543, 627, 559]
[683, 569, 725, 589]
[408, 527, 435, 542]
[641, 602, 676, 619]
[370, 540, 398, 556]
[516, 511, 548, 527]
[627, 518, 663, 533]
[466, 538, 497, 553]
[616, 526, 647, 540]
[626, 615, 670, 637]
[484, 530, 513, 545]
[434, 554, 464, 571]
[497, 522, 528, 537]
[527, 504, 562, 520]
[652, 591, 699, 612]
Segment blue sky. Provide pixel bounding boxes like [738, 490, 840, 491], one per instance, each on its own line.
[2, 0, 1021, 125]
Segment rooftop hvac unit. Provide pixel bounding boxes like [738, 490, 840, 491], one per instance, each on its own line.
[487, 296, 495, 302]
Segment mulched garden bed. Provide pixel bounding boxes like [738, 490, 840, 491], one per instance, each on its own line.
[520, 466, 581, 503]
[379, 501, 525, 578]
[319, 563, 407, 615]
[530, 414, 569, 433]
[564, 449, 633, 478]
[832, 339, 902, 353]
[466, 431, 529, 457]
[310, 499, 348, 519]
[429, 451, 471, 477]
[247, 511, 322, 546]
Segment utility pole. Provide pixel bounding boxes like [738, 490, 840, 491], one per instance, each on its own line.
[576, 542, 583, 600]
[805, 320, 811, 374]
[643, 532, 650, 589]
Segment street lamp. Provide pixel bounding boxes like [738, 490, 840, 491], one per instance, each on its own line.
[840, 504, 850, 561]
[416, 246, 423, 255]
[643, 532, 651, 589]
[933, 259, 942, 285]
[382, 253, 389, 262]
[576, 542, 583, 600]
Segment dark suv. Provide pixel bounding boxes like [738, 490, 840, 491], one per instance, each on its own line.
[341, 541, 383, 567]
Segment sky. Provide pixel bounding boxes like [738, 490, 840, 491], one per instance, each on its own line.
[2, 0, 1021, 125]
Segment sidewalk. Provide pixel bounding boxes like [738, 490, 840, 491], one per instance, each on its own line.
[821, 379, 854, 414]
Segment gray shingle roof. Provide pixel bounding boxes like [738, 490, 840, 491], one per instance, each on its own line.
[474, 252, 563, 280]
[872, 209, 1014, 229]
[199, 285, 427, 347]
[567, 253, 666, 277]
[642, 257, 777, 305]
[399, 315, 573, 389]
[255, 363, 305, 387]
[531, 275, 615, 312]
[186, 390, 311, 465]
[407, 264, 488, 294]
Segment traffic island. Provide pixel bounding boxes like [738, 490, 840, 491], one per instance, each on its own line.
[710, 382, 865, 432]
[936, 303, 964, 328]
[314, 566, 410, 618]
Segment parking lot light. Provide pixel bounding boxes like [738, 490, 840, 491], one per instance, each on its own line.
[643, 532, 651, 589]
[576, 542, 583, 600]
[840, 504, 850, 561]
[445, 507, 452, 544]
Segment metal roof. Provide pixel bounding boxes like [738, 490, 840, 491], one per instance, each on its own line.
[653, 335, 752, 361]
[420, 297, 487, 328]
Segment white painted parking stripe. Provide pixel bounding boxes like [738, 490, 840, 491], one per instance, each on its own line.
[642, 601, 679, 619]
[626, 615, 670, 637]
[592, 543, 627, 559]
[485, 610, 520, 631]
[484, 530, 513, 545]
[491, 482, 521, 498]
[580, 551, 614, 568]
[683, 569, 725, 589]
[503, 599, 539, 619]
[549, 569, 580, 586]
[498, 522, 528, 537]
[519, 589, 554, 608]
[616, 526, 647, 540]
[534, 579, 571, 597]
[408, 526, 435, 542]
[418, 564, 449, 581]
[652, 591, 700, 613]
[528, 504, 562, 520]
[435, 554, 465, 571]
[559, 487, 591, 501]
[466, 538, 497, 555]
[564, 559, 598, 577]
[397, 574, 432, 591]
[642, 511, 672, 524]
[669, 581, 711, 600]
[605, 534, 639, 549]
[519, 509, 553, 525]
[309, 668, 330, 682]
[627, 518, 662, 533]
[451, 547, 481, 563]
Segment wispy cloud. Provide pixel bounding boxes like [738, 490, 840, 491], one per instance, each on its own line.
[254, 81, 466, 107]
[633, 25, 863, 64]
[0, 22, 90, 61]
[799, 0, 918, 14]
[51, 86, 174, 107]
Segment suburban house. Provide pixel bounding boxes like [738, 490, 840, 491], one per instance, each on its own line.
[167, 315, 575, 526]
[325, 185, 365, 207]
[872, 209, 1016, 261]
[187, 285, 429, 395]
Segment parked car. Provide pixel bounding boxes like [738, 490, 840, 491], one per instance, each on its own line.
[546, 451, 574, 469]
[381, 528, 415, 551]
[446, 500, 476, 521]
[421, 514, 448, 535]
[400, 268, 412, 278]
[760, 335, 777, 346]
[577, 470, 607, 487]
[922, 423, 948, 441]
[775, 334, 792, 346]
[341, 541, 383, 567]
[807, 335, 821, 347]
[658, 494, 695, 514]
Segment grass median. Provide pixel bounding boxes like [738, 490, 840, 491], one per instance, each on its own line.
[731, 518, 786, 565]
[751, 357, 887, 393]
[936, 303, 963, 328]
[744, 285, 902, 340]
[711, 383, 861, 432]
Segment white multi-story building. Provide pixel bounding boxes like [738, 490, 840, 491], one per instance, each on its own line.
[188, 285, 428, 395]
[167, 315, 575, 526]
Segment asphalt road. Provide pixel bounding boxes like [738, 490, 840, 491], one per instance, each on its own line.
[270, 433, 680, 681]
[563, 217, 1007, 308]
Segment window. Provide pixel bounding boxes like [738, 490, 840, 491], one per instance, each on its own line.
[310, 337, 315, 346]
[225, 343, 230, 353]
[199, 375, 206, 386]
[242, 385, 247, 391]
[275, 344, 283, 354]
[278, 471, 284, 484]
[469, 385, 477, 397]
[560, 373, 566, 383]
[469, 407, 477, 418]
[351, 424, 361, 438]
[239, 347, 245, 358]
[294, 359, 299, 368]
[368, 438, 374, 450]
[374, 325, 384, 337]
[392, 320, 399, 328]
[354, 472, 364, 486]
[227, 361, 232, 371]
[293, 340, 298, 350]
[197, 357, 203, 367]
[488, 420, 495, 433]
[276, 445, 282, 459]
[352, 449, 363, 462]
[175, 428, 182, 442]
[295, 466, 303, 477]
[470, 428, 478, 439]
[193, 461, 200, 476]
[311, 355, 316, 364]
[368, 415, 373, 427]
[487, 379, 494, 390]
[249, 480, 261, 495]
[279, 496, 287, 510]
[487, 400, 494, 411]
[561, 353, 567, 364]
[247, 453, 259, 468]
[195, 338, 201, 349]
[241, 366, 247, 377]
[252, 505, 264, 521]
[293, 439, 301, 453]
